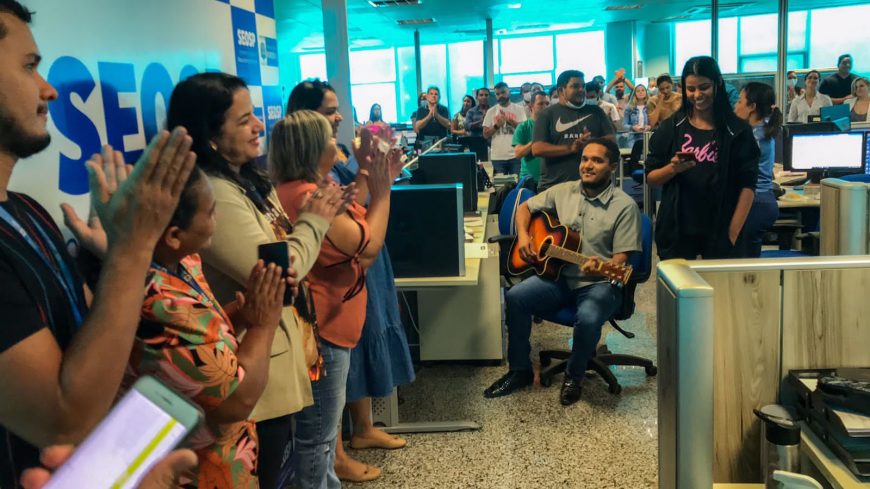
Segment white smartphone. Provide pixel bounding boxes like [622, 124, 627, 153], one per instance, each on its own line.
[44, 376, 203, 489]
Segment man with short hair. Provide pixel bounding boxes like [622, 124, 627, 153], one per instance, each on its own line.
[586, 81, 621, 132]
[483, 82, 527, 175]
[605, 69, 635, 113]
[593, 75, 617, 105]
[483, 137, 641, 406]
[548, 86, 560, 107]
[820, 54, 858, 105]
[464, 87, 490, 137]
[513, 91, 549, 185]
[413, 85, 451, 144]
[531, 70, 616, 191]
[648, 74, 682, 128]
[0, 1, 196, 484]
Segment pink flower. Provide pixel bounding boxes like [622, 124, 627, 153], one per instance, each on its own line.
[234, 436, 257, 471]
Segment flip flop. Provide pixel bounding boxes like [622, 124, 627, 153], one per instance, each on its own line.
[349, 435, 407, 450]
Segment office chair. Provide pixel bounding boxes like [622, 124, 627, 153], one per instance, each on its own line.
[838, 172, 870, 183]
[538, 214, 657, 394]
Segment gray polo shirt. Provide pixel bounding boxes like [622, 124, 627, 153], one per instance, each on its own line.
[525, 181, 641, 289]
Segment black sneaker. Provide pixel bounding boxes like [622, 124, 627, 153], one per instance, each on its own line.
[560, 376, 583, 406]
[483, 370, 534, 398]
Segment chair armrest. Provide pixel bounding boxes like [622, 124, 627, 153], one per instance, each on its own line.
[487, 234, 516, 245]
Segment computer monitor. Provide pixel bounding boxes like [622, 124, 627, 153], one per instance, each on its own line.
[820, 104, 851, 131]
[456, 136, 489, 162]
[786, 132, 866, 178]
[412, 152, 479, 213]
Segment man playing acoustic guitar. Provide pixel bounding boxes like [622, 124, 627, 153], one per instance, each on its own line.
[484, 137, 641, 406]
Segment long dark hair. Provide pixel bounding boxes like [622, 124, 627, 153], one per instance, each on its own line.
[287, 79, 333, 112]
[166, 72, 272, 203]
[369, 103, 382, 122]
[680, 56, 734, 131]
[742, 82, 783, 139]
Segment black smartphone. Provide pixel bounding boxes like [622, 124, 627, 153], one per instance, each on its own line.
[258, 241, 294, 306]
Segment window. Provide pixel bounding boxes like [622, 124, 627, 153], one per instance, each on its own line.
[397, 46, 418, 123]
[500, 72, 552, 87]
[447, 41, 484, 116]
[499, 36, 553, 73]
[420, 44, 448, 99]
[808, 4, 870, 73]
[299, 53, 327, 80]
[349, 49, 396, 84]
[352, 83, 397, 124]
[555, 31, 606, 80]
[674, 20, 711, 74]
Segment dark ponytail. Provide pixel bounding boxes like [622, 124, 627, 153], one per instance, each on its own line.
[742, 82, 782, 139]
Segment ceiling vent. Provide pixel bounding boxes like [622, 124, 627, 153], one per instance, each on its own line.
[454, 28, 487, 35]
[397, 18, 436, 25]
[685, 2, 753, 15]
[604, 4, 642, 10]
[368, 0, 422, 7]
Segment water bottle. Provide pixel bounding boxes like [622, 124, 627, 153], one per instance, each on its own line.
[754, 404, 801, 488]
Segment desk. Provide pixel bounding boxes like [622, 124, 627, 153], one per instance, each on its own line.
[779, 196, 821, 209]
[377, 192, 500, 435]
[800, 422, 870, 489]
[395, 192, 503, 362]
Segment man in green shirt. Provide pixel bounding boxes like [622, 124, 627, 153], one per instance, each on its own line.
[513, 91, 549, 186]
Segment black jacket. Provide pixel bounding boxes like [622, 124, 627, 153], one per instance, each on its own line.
[645, 110, 760, 259]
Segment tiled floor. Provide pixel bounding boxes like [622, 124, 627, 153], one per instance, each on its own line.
[343, 273, 660, 489]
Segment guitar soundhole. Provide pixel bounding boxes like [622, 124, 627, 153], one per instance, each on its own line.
[538, 237, 553, 259]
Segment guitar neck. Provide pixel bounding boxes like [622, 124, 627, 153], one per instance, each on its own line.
[544, 245, 594, 267]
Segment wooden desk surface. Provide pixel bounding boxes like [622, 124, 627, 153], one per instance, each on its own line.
[800, 422, 870, 489]
[394, 192, 491, 288]
[778, 197, 821, 208]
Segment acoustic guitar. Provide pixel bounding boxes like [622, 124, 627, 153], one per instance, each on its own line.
[507, 211, 632, 286]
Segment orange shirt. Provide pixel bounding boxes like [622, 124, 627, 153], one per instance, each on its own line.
[276, 181, 370, 348]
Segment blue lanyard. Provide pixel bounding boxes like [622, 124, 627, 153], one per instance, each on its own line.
[150, 260, 219, 307]
[0, 205, 84, 327]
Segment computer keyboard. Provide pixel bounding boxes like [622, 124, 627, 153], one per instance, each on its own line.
[780, 177, 809, 187]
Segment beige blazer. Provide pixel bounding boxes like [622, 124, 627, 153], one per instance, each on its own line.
[200, 176, 329, 421]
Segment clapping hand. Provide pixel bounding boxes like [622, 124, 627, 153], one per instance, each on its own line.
[236, 260, 286, 330]
[88, 128, 196, 250]
[353, 127, 374, 171]
[299, 178, 357, 220]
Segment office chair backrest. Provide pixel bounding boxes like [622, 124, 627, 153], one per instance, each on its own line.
[498, 180, 535, 236]
[838, 173, 870, 183]
[631, 214, 654, 285]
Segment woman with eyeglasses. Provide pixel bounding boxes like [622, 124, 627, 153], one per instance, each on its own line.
[271, 110, 402, 489]
[787, 70, 832, 123]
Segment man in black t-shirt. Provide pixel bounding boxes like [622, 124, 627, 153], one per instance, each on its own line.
[532, 70, 616, 191]
[820, 54, 858, 105]
[0, 3, 197, 485]
[413, 85, 451, 145]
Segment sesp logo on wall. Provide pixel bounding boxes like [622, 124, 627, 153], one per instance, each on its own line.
[17, 0, 284, 204]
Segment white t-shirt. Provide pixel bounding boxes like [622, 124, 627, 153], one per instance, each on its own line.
[598, 100, 621, 125]
[483, 102, 527, 161]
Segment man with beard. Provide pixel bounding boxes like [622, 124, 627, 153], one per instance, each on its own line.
[483, 82, 526, 175]
[531, 70, 615, 191]
[483, 138, 640, 406]
[0, 1, 196, 484]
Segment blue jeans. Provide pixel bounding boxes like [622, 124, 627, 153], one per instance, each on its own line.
[492, 158, 521, 175]
[743, 190, 779, 258]
[290, 341, 350, 489]
[506, 277, 622, 380]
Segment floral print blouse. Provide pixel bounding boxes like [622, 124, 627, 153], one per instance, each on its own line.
[127, 254, 258, 488]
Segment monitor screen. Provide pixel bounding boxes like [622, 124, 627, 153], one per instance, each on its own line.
[414, 152, 479, 213]
[789, 133, 866, 171]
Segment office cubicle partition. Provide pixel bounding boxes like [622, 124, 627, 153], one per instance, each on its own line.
[657, 257, 870, 487]
[820, 178, 870, 255]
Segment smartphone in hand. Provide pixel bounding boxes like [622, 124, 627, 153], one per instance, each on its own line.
[43, 376, 202, 489]
[258, 241, 294, 306]
[676, 151, 696, 162]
